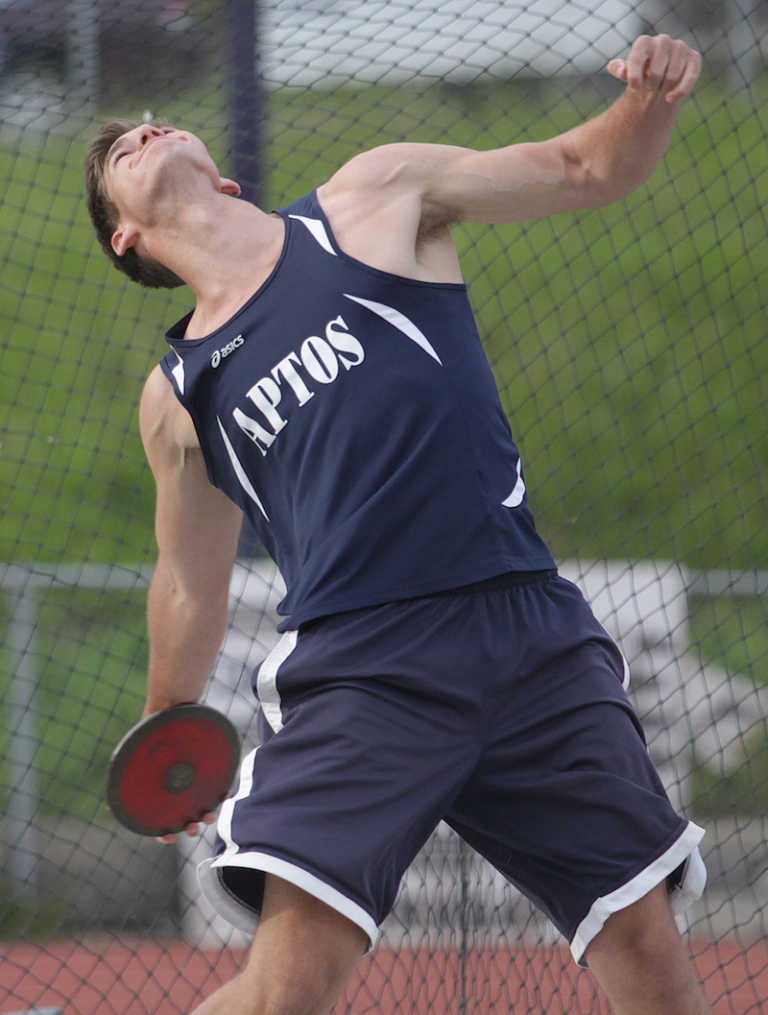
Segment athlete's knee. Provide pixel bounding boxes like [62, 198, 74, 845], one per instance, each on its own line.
[252, 972, 338, 1015]
[588, 882, 678, 958]
[233, 944, 358, 1015]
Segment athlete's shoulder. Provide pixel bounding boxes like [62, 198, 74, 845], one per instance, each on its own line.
[141, 363, 177, 420]
[324, 141, 472, 197]
[322, 142, 428, 197]
[318, 143, 464, 282]
[139, 364, 199, 462]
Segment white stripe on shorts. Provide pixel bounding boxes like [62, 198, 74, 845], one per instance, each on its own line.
[197, 732, 381, 951]
[570, 819, 706, 965]
[256, 629, 298, 732]
[217, 746, 258, 860]
[198, 850, 380, 951]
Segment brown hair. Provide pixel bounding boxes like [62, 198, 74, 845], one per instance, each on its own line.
[83, 119, 184, 289]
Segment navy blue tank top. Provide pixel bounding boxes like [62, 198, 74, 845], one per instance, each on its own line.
[160, 190, 555, 629]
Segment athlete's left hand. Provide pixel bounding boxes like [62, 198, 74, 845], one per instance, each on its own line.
[157, 810, 217, 845]
[607, 34, 702, 104]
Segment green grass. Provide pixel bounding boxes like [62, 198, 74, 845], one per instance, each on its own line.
[1, 74, 767, 821]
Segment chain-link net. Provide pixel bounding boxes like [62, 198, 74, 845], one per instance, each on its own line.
[1, 1, 767, 1012]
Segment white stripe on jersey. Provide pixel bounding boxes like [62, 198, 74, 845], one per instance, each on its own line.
[343, 292, 443, 364]
[501, 456, 526, 508]
[216, 416, 270, 521]
[170, 348, 185, 394]
[289, 214, 338, 255]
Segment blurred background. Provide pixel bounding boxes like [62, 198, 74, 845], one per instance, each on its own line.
[1, 2, 767, 1013]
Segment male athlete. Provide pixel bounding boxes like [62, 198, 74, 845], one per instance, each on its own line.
[85, 33, 711, 1015]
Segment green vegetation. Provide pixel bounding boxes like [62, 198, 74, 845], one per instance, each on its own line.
[1, 75, 767, 824]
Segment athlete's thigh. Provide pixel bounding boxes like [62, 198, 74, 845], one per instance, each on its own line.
[446, 577, 704, 965]
[243, 874, 368, 1008]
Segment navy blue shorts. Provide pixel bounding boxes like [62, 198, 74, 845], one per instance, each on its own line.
[198, 572, 705, 964]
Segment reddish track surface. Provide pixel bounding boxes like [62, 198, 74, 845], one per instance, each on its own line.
[1, 938, 766, 1014]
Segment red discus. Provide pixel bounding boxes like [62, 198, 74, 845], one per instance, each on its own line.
[106, 703, 241, 837]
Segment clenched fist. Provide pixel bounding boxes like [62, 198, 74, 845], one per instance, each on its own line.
[607, 34, 702, 103]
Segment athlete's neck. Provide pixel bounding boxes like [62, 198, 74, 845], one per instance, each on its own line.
[150, 201, 285, 339]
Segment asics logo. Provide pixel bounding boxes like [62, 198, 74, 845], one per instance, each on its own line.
[211, 333, 244, 368]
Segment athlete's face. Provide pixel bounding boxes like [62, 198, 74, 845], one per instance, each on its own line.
[104, 123, 239, 258]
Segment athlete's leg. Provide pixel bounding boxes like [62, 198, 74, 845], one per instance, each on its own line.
[585, 883, 711, 1015]
[190, 874, 367, 1015]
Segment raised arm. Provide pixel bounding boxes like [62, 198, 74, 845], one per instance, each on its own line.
[321, 34, 701, 263]
[423, 34, 700, 224]
[139, 365, 243, 717]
